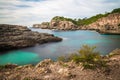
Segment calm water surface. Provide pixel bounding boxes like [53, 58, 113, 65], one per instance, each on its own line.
[0, 28, 120, 65]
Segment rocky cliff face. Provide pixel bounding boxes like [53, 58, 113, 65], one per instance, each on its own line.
[0, 24, 62, 51]
[83, 13, 120, 32]
[49, 20, 79, 30]
[33, 13, 120, 33]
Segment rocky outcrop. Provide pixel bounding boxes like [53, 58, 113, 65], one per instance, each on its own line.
[82, 13, 120, 34]
[0, 49, 120, 80]
[0, 24, 62, 51]
[33, 22, 49, 29]
[33, 21, 79, 30]
[49, 20, 79, 30]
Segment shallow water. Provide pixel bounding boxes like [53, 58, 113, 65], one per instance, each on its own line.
[0, 28, 120, 65]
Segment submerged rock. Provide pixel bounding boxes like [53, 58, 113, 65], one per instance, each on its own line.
[0, 24, 62, 51]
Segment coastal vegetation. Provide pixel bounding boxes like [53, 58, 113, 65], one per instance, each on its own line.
[52, 8, 120, 26]
[58, 45, 107, 69]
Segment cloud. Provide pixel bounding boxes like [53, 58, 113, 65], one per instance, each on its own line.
[0, 0, 120, 26]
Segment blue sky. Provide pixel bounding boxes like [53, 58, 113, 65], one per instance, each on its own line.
[0, 0, 120, 26]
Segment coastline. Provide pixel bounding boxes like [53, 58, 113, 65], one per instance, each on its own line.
[0, 24, 62, 52]
[32, 27, 120, 35]
[0, 49, 120, 80]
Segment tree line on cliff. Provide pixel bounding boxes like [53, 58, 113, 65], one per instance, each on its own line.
[52, 8, 120, 26]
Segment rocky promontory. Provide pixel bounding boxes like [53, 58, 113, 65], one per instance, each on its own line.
[0, 24, 62, 51]
[33, 8, 120, 34]
[0, 49, 120, 80]
[84, 13, 120, 34]
[33, 17, 80, 30]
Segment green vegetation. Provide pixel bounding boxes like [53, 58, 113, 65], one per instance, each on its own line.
[52, 8, 120, 26]
[76, 13, 110, 25]
[111, 8, 120, 13]
[108, 49, 120, 57]
[0, 65, 5, 70]
[41, 22, 50, 26]
[52, 16, 77, 25]
[58, 45, 107, 69]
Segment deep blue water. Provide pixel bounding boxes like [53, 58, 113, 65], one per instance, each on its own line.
[0, 28, 120, 65]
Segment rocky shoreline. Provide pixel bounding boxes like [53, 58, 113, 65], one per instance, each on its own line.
[97, 30, 120, 35]
[0, 49, 120, 80]
[0, 24, 62, 52]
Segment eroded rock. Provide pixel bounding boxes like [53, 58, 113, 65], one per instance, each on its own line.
[0, 24, 62, 51]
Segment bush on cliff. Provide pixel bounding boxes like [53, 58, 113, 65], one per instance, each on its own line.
[52, 16, 77, 25]
[58, 45, 107, 69]
[52, 8, 120, 26]
[111, 8, 120, 13]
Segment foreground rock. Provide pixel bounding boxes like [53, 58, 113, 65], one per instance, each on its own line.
[0, 49, 120, 80]
[0, 24, 62, 51]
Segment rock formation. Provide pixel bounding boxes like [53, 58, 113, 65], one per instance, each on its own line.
[33, 22, 49, 29]
[0, 24, 62, 51]
[83, 13, 120, 34]
[49, 20, 79, 30]
[33, 20, 79, 30]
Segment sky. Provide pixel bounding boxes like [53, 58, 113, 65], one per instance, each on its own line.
[0, 0, 120, 26]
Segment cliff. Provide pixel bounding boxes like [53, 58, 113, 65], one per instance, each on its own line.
[49, 20, 79, 30]
[33, 8, 120, 34]
[33, 19, 79, 30]
[81, 13, 120, 34]
[0, 24, 62, 51]
[0, 49, 120, 80]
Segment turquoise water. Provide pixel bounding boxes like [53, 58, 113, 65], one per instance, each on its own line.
[0, 51, 41, 65]
[0, 29, 120, 65]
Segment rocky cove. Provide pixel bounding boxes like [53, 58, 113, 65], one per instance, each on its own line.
[0, 8, 120, 80]
[1, 27, 120, 65]
[0, 25, 120, 80]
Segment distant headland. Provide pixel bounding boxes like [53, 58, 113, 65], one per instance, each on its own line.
[33, 8, 120, 34]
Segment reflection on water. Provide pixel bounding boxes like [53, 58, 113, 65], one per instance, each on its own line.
[0, 28, 120, 65]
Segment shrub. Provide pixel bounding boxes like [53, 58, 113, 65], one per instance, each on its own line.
[0, 65, 5, 70]
[57, 56, 66, 62]
[57, 45, 107, 69]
